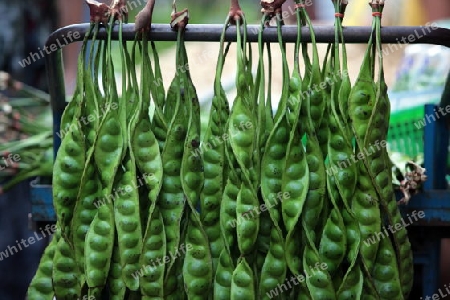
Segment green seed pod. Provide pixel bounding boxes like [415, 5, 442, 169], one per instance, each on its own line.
[140, 207, 166, 298]
[27, 237, 57, 300]
[261, 115, 290, 227]
[52, 121, 86, 233]
[53, 231, 81, 299]
[200, 91, 229, 274]
[281, 119, 309, 233]
[302, 225, 336, 300]
[107, 238, 126, 300]
[164, 245, 187, 300]
[183, 211, 213, 298]
[296, 281, 313, 300]
[214, 248, 234, 300]
[316, 104, 329, 157]
[236, 181, 260, 255]
[337, 262, 363, 300]
[72, 157, 102, 277]
[113, 152, 143, 291]
[318, 207, 347, 276]
[259, 227, 286, 299]
[132, 118, 163, 205]
[361, 268, 380, 300]
[220, 177, 240, 248]
[158, 98, 187, 276]
[373, 237, 404, 300]
[352, 162, 381, 273]
[231, 258, 255, 300]
[94, 111, 125, 188]
[85, 202, 115, 289]
[229, 97, 255, 171]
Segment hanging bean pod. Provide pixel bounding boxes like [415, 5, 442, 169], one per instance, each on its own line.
[27, 237, 57, 300]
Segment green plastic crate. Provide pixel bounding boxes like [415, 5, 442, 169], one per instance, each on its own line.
[387, 106, 424, 158]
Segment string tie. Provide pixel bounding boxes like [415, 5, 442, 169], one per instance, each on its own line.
[372, 12, 382, 17]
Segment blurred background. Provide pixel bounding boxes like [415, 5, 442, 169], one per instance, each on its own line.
[0, 0, 449, 299]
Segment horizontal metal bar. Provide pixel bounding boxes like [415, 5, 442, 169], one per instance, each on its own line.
[46, 23, 450, 47]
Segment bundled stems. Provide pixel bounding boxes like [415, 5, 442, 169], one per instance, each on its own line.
[135, 0, 156, 32]
[171, 0, 189, 32]
[85, 0, 111, 24]
[229, 0, 244, 24]
[260, 0, 286, 19]
[110, 0, 128, 22]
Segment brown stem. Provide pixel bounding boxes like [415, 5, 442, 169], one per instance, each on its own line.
[260, 0, 286, 11]
[171, 6, 189, 32]
[110, 0, 128, 22]
[260, 0, 286, 18]
[340, 2, 348, 15]
[135, 0, 156, 33]
[229, 0, 244, 25]
[85, 0, 111, 24]
[369, 0, 380, 10]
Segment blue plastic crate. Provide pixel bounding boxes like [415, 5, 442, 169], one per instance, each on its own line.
[30, 179, 54, 222]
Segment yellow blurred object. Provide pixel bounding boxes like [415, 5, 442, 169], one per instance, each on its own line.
[344, 0, 425, 26]
[402, 0, 426, 25]
[344, 0, 370, 26]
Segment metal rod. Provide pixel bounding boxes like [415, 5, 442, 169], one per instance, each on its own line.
[47, 23, 450, 46]
[45, 49, 65, 158]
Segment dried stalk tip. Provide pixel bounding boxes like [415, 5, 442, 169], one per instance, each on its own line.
[340, 1, 348, 14]
[135, 0, 155, 32]
[260, 0, 286, 17]
[86, 0, 111, 24]
[369, 0, 380, 8]
[397, 161, 427, 205]
[110, 0, 128, 22]
[229, 0, 244, 24]
[171, 8, 189, 31]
